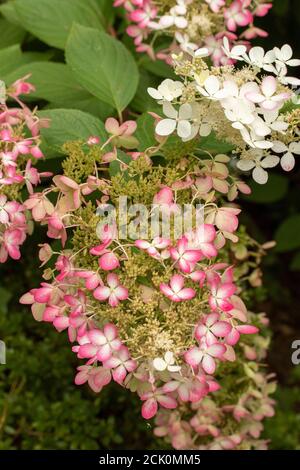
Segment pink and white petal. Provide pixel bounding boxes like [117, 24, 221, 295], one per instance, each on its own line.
[115, 286, 129, 301]
[78, 344, 98, 358]
[225, 328, 241, 346]
[184, 347, 203, 366]
[157, 395, 177, 409]
[97, 343, 112, 362]
[169, 274, 184, 292]
[211, 321, 232, 337]
[202, 355, 216, 375]
[178, 287, 196, 301]
[112, 365, 127, 383]
[93, 286, 110, 301]
[103, 323, 118, 341]
[206, 343, 226, 358]
[142, 398, 158, 420]
[88, 329, 106, 345]
[261, 76, 277, 98]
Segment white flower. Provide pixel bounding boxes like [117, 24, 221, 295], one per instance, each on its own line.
[159, 1, 188, 29]
[247, 46, 275, 69]
[153, 351, 181, 372]
[148, 79, 184, 102]
[181, 103, 212, 141]
[237, 152, 280, 184]
[246, 76, 291, 112]
[175, 32, 198, 53]
[196, 75, 228, 100]
[262, 111, 289, 134]
[220, 81, 257, 128]
[273, 44, 300, 70]
[240, 128, 274, 150]
[156, 102, 193, 139]
[222, 37, 247, 61]
[272, 141, 300, 172]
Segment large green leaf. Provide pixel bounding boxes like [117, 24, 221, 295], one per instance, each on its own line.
[0, 18, 26, 49]
[4, 62, 89, 102]
[275, 214, 300, 252]
[38, 109, 107, 156]
[66, 24, 139, 113]
[13, 0, 104, 49]
[4, 62, 114, 119]
[0, 44, 22, 76]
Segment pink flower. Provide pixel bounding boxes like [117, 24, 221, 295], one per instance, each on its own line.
[0, 228, 24, 262]
[153, 186, 179, 214]
[205, 0, 225, 14]
[0, 194, 20, 224]
[185, 224, 218, 258]
[135, 237, 171, 260]
[209, 281, 236, 312]
[75, 365, 112, 393]
[224, 1, 253, 32]
[246, 76, 291, 111]
[225, 323, 259, 345]
[79, 324, 122, 362]
[103, 346, 137, 383]
[141, 388, 177, 420]
[53, 175, 81, 211]
[195, 313, 232, 345]
[253, 3, 273, 17]
[93, 273, 128, 307]
[160, 274, 196, 302]
[9, 76, 35, 98]
[98, 251, 120, 271]
[184, 342, 226, 374]
[170, 237, 203, 273]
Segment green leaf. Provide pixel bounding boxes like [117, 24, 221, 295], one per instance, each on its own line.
[245, 174, 289, 204]
[4, 62, 89, 102]
[0, 44, 22, 76]
[13, 0, 104, 49]
[135, 113, 157, 152]
[66, 24, 139, 113]
[0, 18, 26, 49]
[37, 109, 107, 156]
[0, 2, 21, 26]
[275, 214, 300, 252]
[4, 62, 114, 120]
[46, 96, 114, 122]
[140, 57, 176, 79]
[131, 69, 161, 114]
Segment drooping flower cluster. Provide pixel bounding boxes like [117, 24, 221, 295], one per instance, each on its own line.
[20, 112, 275, 448]
[150, 41, 300, 183]
[116, 0, 273, 65]
[0, 77, 50, 263]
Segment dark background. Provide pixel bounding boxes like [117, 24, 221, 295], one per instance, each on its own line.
[0, 0, 300, 450]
